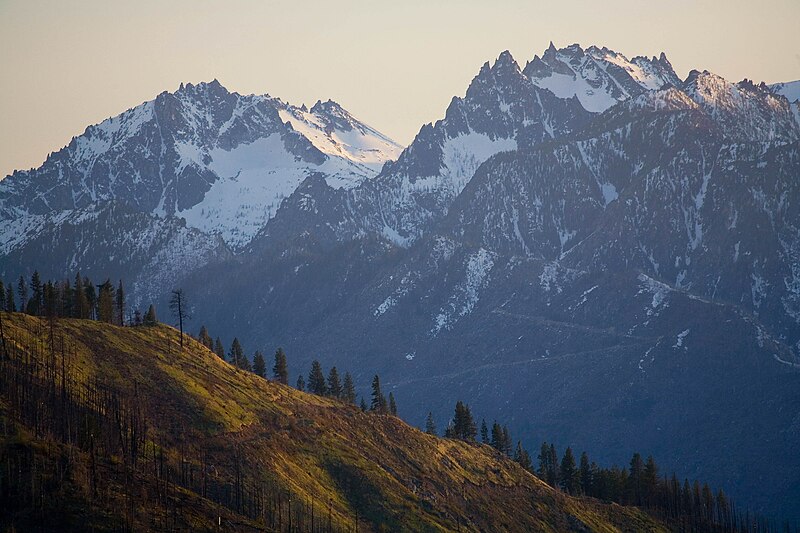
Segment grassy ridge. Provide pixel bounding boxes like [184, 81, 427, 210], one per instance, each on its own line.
[0, 313, 668, 532]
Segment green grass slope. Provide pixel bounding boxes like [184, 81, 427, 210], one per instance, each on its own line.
[0, 313, 667, 532]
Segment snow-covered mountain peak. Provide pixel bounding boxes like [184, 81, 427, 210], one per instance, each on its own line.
[523, 43, 680, 112]
[0, 80, 402, 250]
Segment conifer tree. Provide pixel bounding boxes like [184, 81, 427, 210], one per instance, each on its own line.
[96, 280, 112, 322]
[73, 273, 88, 318]
[701, 483, 714, 523]
[716, 489, 729, 528]
[252, 351, 267, 378]
[273, 348, 288, 384]
[116, 280, 125, 325]
[643, 455, 659, 506]
[451, 401, 477, 441]
[342, 372, 356, 404]
[682, 479, 693, 516]
[480, 419, 489, 444]
[327, 366, 342, 398]
[213, 337, 225, 359]
[425, 412, 437, 435]
[133, 309, 142, 326]
[370, 374, 387, 413]
[579, 451, 593, 495]
[59, 279, 72, 317]
[492, 423, 504, 452]
[84, 277, 97, 319]
[308, 360, 327, 395]
[17, 276, 27, 314]
[538, 442, 551, 481]
[296, 374, 305, 391]
[43, 281, 57, 318]
[143, 304, 158, 326]
[229, 338, 245, 369]
[560, 447, 579, 494]
[5, 284, 15, 312]
[501, 425, 512, 456]
[97, 279, 114, 323]
[464, 405, 473, 438]
[515, 441, 532, 471]
[198, 325, 213, 350]
[692, 480, 702, 518]
[0, 280, 4, 311]
[629, 452, 645, 505]
[548, 444, 560, 487]
[26, 271, 42, 316]
[359, 397, 368, 411]
[388, 392, 397, 415]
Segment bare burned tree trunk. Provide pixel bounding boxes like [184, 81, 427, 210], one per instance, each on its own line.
[169, 289, 190, 351]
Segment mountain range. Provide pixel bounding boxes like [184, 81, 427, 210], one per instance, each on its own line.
[1, 42, 799, 521]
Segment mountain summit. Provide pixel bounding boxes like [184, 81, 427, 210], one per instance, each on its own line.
[0, 81, 402, 250]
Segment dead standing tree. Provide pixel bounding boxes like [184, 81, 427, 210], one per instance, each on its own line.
[169, 289, 190, 351]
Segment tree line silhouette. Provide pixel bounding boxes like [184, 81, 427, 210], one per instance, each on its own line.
[431, 400, 796, 533]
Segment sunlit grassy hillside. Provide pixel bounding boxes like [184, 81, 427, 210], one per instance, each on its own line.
[0, 313, 667, 532]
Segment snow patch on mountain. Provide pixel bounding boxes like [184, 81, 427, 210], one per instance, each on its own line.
[524, 43, 680, 113]
[672, 329, 690, 349]
[178, 135, 309, 247]
[431, 248, 495, 334]
[401, 133, 516, 198]
[770, 80, 800, 102]
[438, 133, 517, 196]
[529, 63, 618, 112]
[278, 102, 403, 176]
[637, 274, 672, 317]
[374, 273, 417, 317]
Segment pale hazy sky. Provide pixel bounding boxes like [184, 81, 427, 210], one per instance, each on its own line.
[1, 0, 799, 177]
